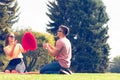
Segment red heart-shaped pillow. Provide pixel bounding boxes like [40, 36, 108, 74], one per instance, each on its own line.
[22, 31, 37, 51]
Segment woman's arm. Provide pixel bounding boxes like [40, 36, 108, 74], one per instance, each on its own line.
[19, 44, 26, 53]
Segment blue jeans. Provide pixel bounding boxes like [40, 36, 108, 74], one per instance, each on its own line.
[40, 60, 62, 74]
[4, 58, 26, 73]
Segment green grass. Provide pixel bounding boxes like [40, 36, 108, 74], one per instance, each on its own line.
[0, 73, 120, 80]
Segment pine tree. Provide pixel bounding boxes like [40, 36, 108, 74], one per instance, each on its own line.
[0, 0, 19, 54]
[47, 0, 110, 72]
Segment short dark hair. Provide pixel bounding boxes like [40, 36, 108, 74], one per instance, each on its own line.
[59, 25, 69, 36]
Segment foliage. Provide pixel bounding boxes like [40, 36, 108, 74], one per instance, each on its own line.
[0, 73, 120, 80]
[14, 29, 55, 72]
[0, 54, 9, 71]
[110, 56, 120, 73]
[47, 0, 110, 72]
[0, 0, 20, 38]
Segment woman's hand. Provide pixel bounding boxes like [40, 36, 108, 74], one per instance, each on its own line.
[14, 40, 18, 47]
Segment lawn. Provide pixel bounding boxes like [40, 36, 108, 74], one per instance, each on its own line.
[0, 73, 120, 80]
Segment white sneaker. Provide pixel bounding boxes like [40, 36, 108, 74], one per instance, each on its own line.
[59, 69, 72, 75]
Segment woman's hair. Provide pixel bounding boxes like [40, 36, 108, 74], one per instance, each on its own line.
[4, 32, 13, 46]
[59, 25, 70, 36]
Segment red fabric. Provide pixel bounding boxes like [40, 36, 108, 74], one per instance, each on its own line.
[22, 31, 37, 51]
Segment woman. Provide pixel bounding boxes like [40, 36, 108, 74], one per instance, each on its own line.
[40, 25, 72, 74]
[4, 32, 26, 73]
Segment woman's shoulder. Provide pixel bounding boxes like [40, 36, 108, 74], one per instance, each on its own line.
[16, 43, 21, 46]
[4, 46, 9, 50]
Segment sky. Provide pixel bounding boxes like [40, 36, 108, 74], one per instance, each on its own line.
[13, 0, 52, 32]
[103, 0, 120, 60]
[13, 0, 120, 60]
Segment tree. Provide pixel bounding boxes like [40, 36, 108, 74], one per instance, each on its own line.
[0, 0, 20, 54]
[110, 56, 120, 73]
[46, 0, 110, 72]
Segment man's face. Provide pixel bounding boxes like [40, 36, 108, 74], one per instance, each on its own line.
[57, 28, 63, 38]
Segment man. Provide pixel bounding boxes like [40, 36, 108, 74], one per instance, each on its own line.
[40, 25, 72, 74]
